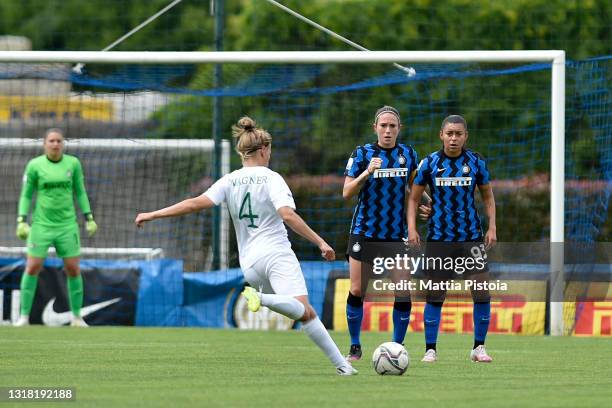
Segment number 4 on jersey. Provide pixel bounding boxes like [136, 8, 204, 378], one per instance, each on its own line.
[239, 192, 259, 228]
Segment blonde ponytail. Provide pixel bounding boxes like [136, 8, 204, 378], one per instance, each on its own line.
[232, 116, 272, 160]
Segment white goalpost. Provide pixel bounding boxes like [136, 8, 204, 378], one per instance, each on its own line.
[0, 50, 566, 334]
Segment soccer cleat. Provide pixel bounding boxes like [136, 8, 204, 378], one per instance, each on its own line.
[470, 345, 493, 362]
[345, 344, 362, 362]
[13, 315, 30, 327]
[421, 349, 438, 363]
[241, 286, 261, 312]
[70, 317, 89, 327]
[336, 364, 358, 376]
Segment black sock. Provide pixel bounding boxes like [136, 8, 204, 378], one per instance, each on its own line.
[473, 340, 485, 349]
[346, 291, 363, 307]
[426, 343, 437, 352]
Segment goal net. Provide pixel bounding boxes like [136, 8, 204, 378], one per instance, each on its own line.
[1, 136, 230, 270]
[0, 51, 610, 335]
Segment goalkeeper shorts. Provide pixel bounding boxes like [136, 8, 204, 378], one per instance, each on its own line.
[27, 222, 80, 259]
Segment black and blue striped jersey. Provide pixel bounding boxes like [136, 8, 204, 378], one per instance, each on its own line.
[345, 142, 418, 239]
[413, 149, 490, 241]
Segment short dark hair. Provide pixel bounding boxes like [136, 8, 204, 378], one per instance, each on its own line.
[440, 115, 467, 131]
[374, 105, 401, 125]
[44, 128, 65, 140]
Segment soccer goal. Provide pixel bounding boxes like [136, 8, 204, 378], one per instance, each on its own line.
[0, 136, 231, 270]
[2, 49, 606, 336]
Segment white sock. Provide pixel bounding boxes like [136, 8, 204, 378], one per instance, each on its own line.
[260, 294, 305, 320]
[302, 317, 347, 369]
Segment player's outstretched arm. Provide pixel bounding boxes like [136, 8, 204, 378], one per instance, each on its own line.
[135, 195, 215, 227]
[407, 184, 425, 246]
[277, 206, 335, 261]
[479, 184, 497, 249]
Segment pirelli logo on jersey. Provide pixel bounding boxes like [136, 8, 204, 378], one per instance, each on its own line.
[435, 176, 473, 186]
[372, 168, 408, 178]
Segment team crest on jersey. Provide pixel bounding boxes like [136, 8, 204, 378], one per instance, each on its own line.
[462, 165, 470, 174]
[398, 154, 406, 165]
[352, 243, 361, 253]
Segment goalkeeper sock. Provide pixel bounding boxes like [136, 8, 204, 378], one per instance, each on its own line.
[424, 302, 443, 350]
[346, 291, 363, 346]
[392, 300, 412, 344]
[67, 275, 84, 317]
[473, 301, 491, 346]
[302, 317, 346, 369]
[20, 273, 38, 316]
[260, 293, 305, 320]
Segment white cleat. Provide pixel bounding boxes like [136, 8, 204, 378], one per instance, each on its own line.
[13, 315, 30, 327]
[421, 349, 438, 363]
[336, 364, 358, 376]
[470, 345, 493, 362]
[70, 317, 89, 327]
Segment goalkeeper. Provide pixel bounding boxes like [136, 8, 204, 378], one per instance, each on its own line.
[14, 128, 97, 327]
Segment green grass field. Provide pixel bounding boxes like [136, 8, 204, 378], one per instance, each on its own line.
[1, 327, 611, 407]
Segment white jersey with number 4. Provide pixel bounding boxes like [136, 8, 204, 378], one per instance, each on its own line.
[203, 166, 296, 268]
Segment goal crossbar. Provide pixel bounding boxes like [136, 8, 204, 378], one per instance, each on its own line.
[0, 50, 564, 64]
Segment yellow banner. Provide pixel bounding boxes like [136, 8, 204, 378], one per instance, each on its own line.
[333, 278, 546, 335]
[0, 96, 113, 122]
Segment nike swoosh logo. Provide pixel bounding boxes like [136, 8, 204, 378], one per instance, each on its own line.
[424, 319, 438, 324]
[437, 168, 446, 173]
[399, 317, 410, 321]
[42, 297, 121, 327]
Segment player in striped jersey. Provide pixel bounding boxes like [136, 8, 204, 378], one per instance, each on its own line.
[343, 106, 420, 361]
[136, 116, 356, 375]
[408, 115, 497, 363]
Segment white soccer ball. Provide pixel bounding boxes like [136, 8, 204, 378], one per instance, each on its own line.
[372, 342, 409, 375]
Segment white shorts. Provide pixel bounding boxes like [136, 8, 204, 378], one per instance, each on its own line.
[242, 251, 308, 297]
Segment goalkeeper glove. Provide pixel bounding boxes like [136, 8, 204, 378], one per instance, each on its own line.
[16, 216, 30, 241]
[85, 214, 98, 237]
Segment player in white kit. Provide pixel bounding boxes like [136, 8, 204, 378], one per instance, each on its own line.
[135, 116, 356, 375]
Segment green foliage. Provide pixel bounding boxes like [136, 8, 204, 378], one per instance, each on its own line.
[0, 0, 213, 51]
[0, 0, 609, 57]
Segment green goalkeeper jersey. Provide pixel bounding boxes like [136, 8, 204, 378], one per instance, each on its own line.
[18, 154, 91, 226]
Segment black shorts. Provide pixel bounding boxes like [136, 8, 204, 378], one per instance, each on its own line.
[346, 234, 404, 263]
[423, 239, 489, 279]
